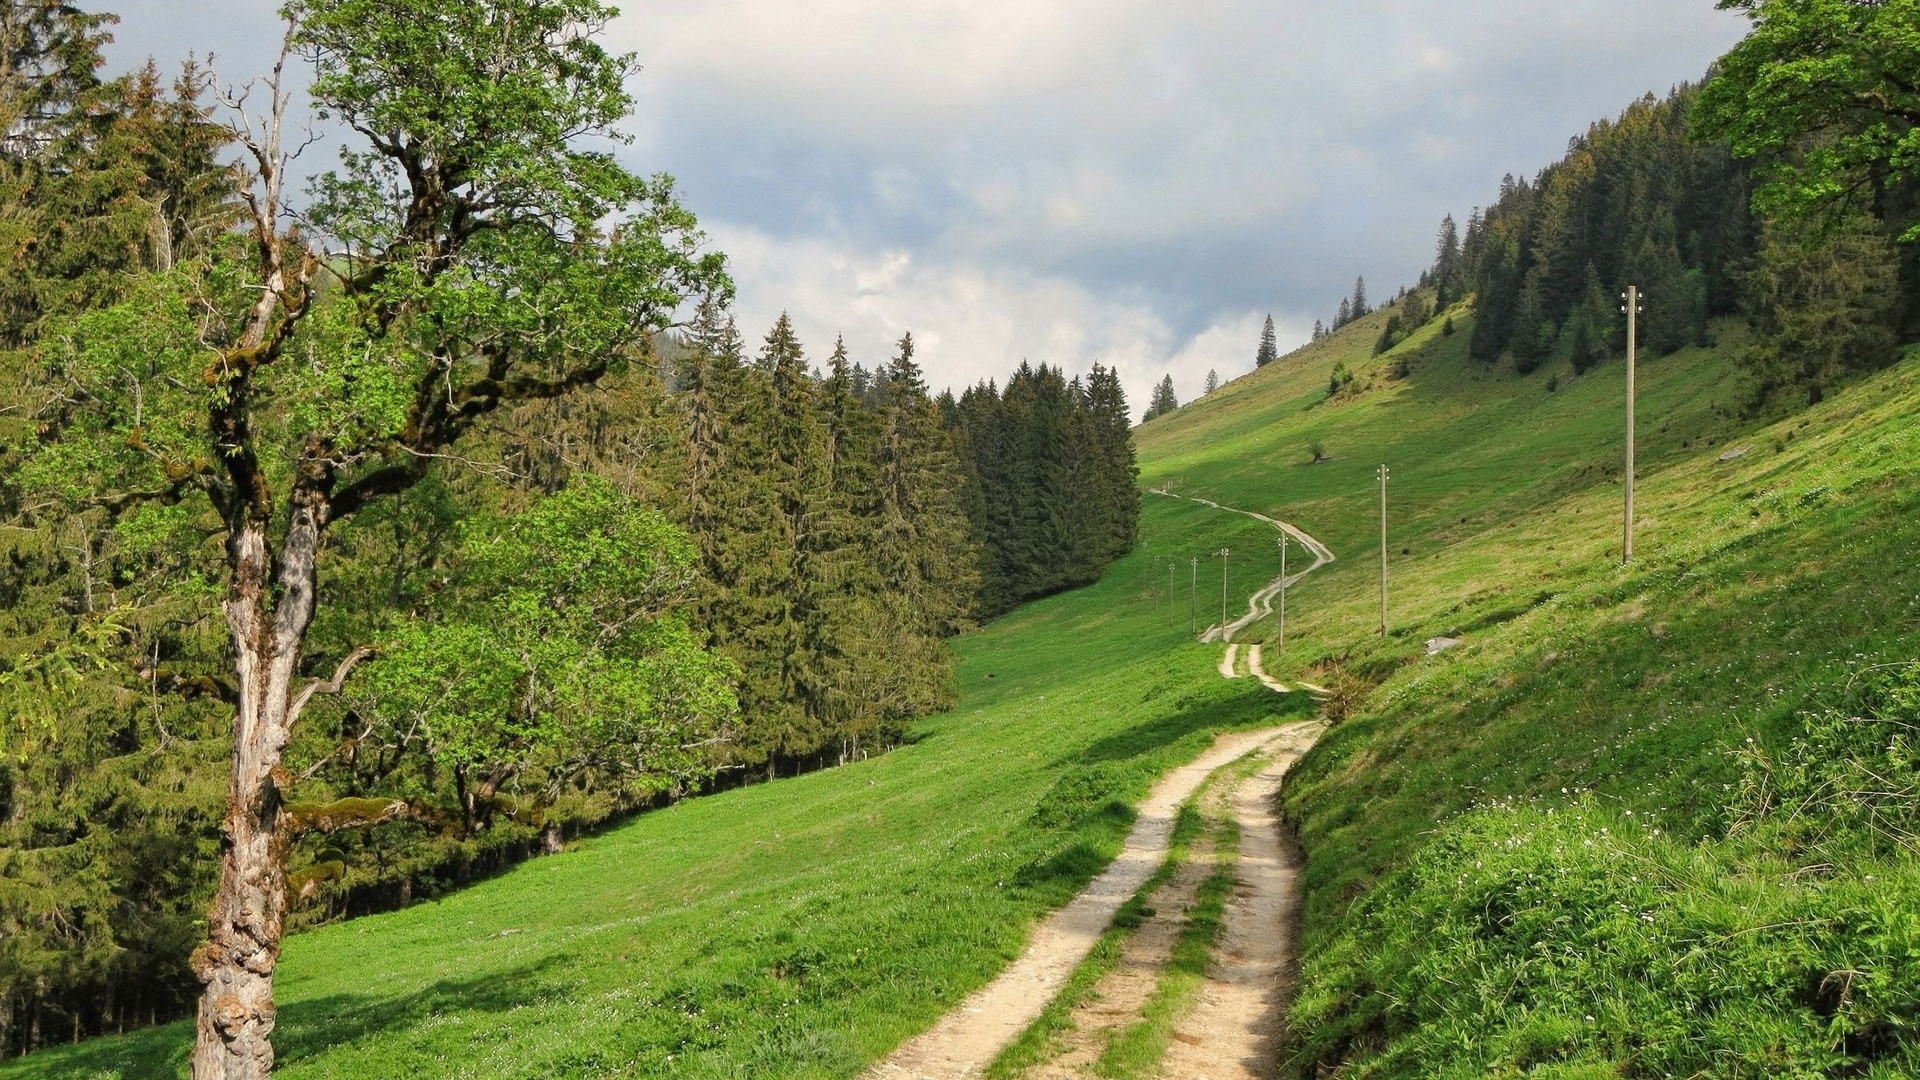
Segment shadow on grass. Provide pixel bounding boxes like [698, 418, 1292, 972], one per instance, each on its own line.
[1066, 677, 1313, 769]
[1012, 678, 1313, 909]
[15, 955, 575, 1080]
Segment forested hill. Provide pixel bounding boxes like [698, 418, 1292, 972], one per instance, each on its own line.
[1426, 81, 1917, 404]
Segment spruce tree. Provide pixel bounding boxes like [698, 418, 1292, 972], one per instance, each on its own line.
[1433, 213, 1462, 308]
[1255, 314, 1278, 366]
[870, 333, 977, 714]
[1143, 374, 1179, 421]
[1203, 368, 1219, 395]
[1083, 363, 1139, 563]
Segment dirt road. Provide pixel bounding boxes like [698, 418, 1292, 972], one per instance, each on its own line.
[863, 724, 1317, 1080]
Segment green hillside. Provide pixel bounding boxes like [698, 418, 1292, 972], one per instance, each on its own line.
[11, 296, 1920, 1076]
[1, 472, 1312, 1077]
[1137, 303, 1920, 1076]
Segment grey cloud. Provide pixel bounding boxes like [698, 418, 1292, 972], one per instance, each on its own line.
[97, 0, 1749, 413]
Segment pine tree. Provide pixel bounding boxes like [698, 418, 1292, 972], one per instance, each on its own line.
[1312, 319, 1325, 341]
[1351, 276, 1370, 319]
[1143, 374, 1178, 421]
[1083, 363, 1138, 564]
[725, 313, 825, 770]
[1255, 314, 1278, 366]
[870, 333, 977, 715]
[1203, 368, 1219, 395]
[1433, 213, 1463, 309]
[1742, 210, 1901, 407]
[1335, 296, 1352, 329]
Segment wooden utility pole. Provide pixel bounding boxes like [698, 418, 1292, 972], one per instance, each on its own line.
[1219, 548, 1231, 635]
[1378, 464, 1389, 636]
[1276, 534, 1288, 651]
[1622, 285, 1641, 565]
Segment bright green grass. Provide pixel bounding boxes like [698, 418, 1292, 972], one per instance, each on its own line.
[15, 297, 1920, 1077]
[5, 502, 1313, 1078]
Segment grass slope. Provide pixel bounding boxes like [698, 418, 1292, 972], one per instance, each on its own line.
[1134, 301, 1920, 1076]
[5, 498, 1311, 1078]
[14, 296, 1920, 1077]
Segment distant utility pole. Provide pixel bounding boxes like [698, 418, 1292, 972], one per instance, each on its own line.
[1219, 548, 1231, 635]
[1276, 534, 1289, 651]
[1189, 556, 1198, 635]
[1622, 285, 1642, 565]
[1378, 464, 1390, 636]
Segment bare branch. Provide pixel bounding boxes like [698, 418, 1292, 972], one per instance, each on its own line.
[286, 646, 376, 730]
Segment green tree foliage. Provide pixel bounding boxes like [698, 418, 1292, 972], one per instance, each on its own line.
[1697, 0, 1920, 243]
[355, 478, 735, 829]
[655, 317, 981, 773]
[1444, 88, 1756, 367]
[1143, 374, 1179, 421]
[948, 361, 1138, 619]
[1203, 368, 1219, 395]
[1742, 210, 1903, 406]
[1255, 314, 1278, 366]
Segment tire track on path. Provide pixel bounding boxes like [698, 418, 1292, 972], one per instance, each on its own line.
[863, 724, 1319, 1080]
[1159, 723, 1321, 1080]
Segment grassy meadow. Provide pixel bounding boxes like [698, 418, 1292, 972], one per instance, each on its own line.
[1135, 302, 1920, 1076]
[13, 294, 1920, 1076]
[4, 476, 1313, 1078]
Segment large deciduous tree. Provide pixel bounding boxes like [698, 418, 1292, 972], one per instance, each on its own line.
[1697, 0, 1920, 240]
[19, 0, 725, 1074]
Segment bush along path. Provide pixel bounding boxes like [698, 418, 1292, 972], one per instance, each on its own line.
[865, 724, 1321, 1080]
[984, 722, 1324, 1080]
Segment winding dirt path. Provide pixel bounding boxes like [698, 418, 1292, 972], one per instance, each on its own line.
[1147, 491, 1334, 647]
[1245, 644, 1289, 693]
[1160, 723, 1321, 1080]
[863, 726, 1308, 1080]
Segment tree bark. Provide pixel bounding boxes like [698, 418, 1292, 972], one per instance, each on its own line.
[190, 498, 324, 1080]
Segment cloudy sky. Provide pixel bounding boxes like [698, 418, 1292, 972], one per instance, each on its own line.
[105, 1, 1749, 418]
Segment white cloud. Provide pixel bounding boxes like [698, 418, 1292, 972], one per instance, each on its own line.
[708, 222, 1311, 420]
[101, 1, 1753, 423]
